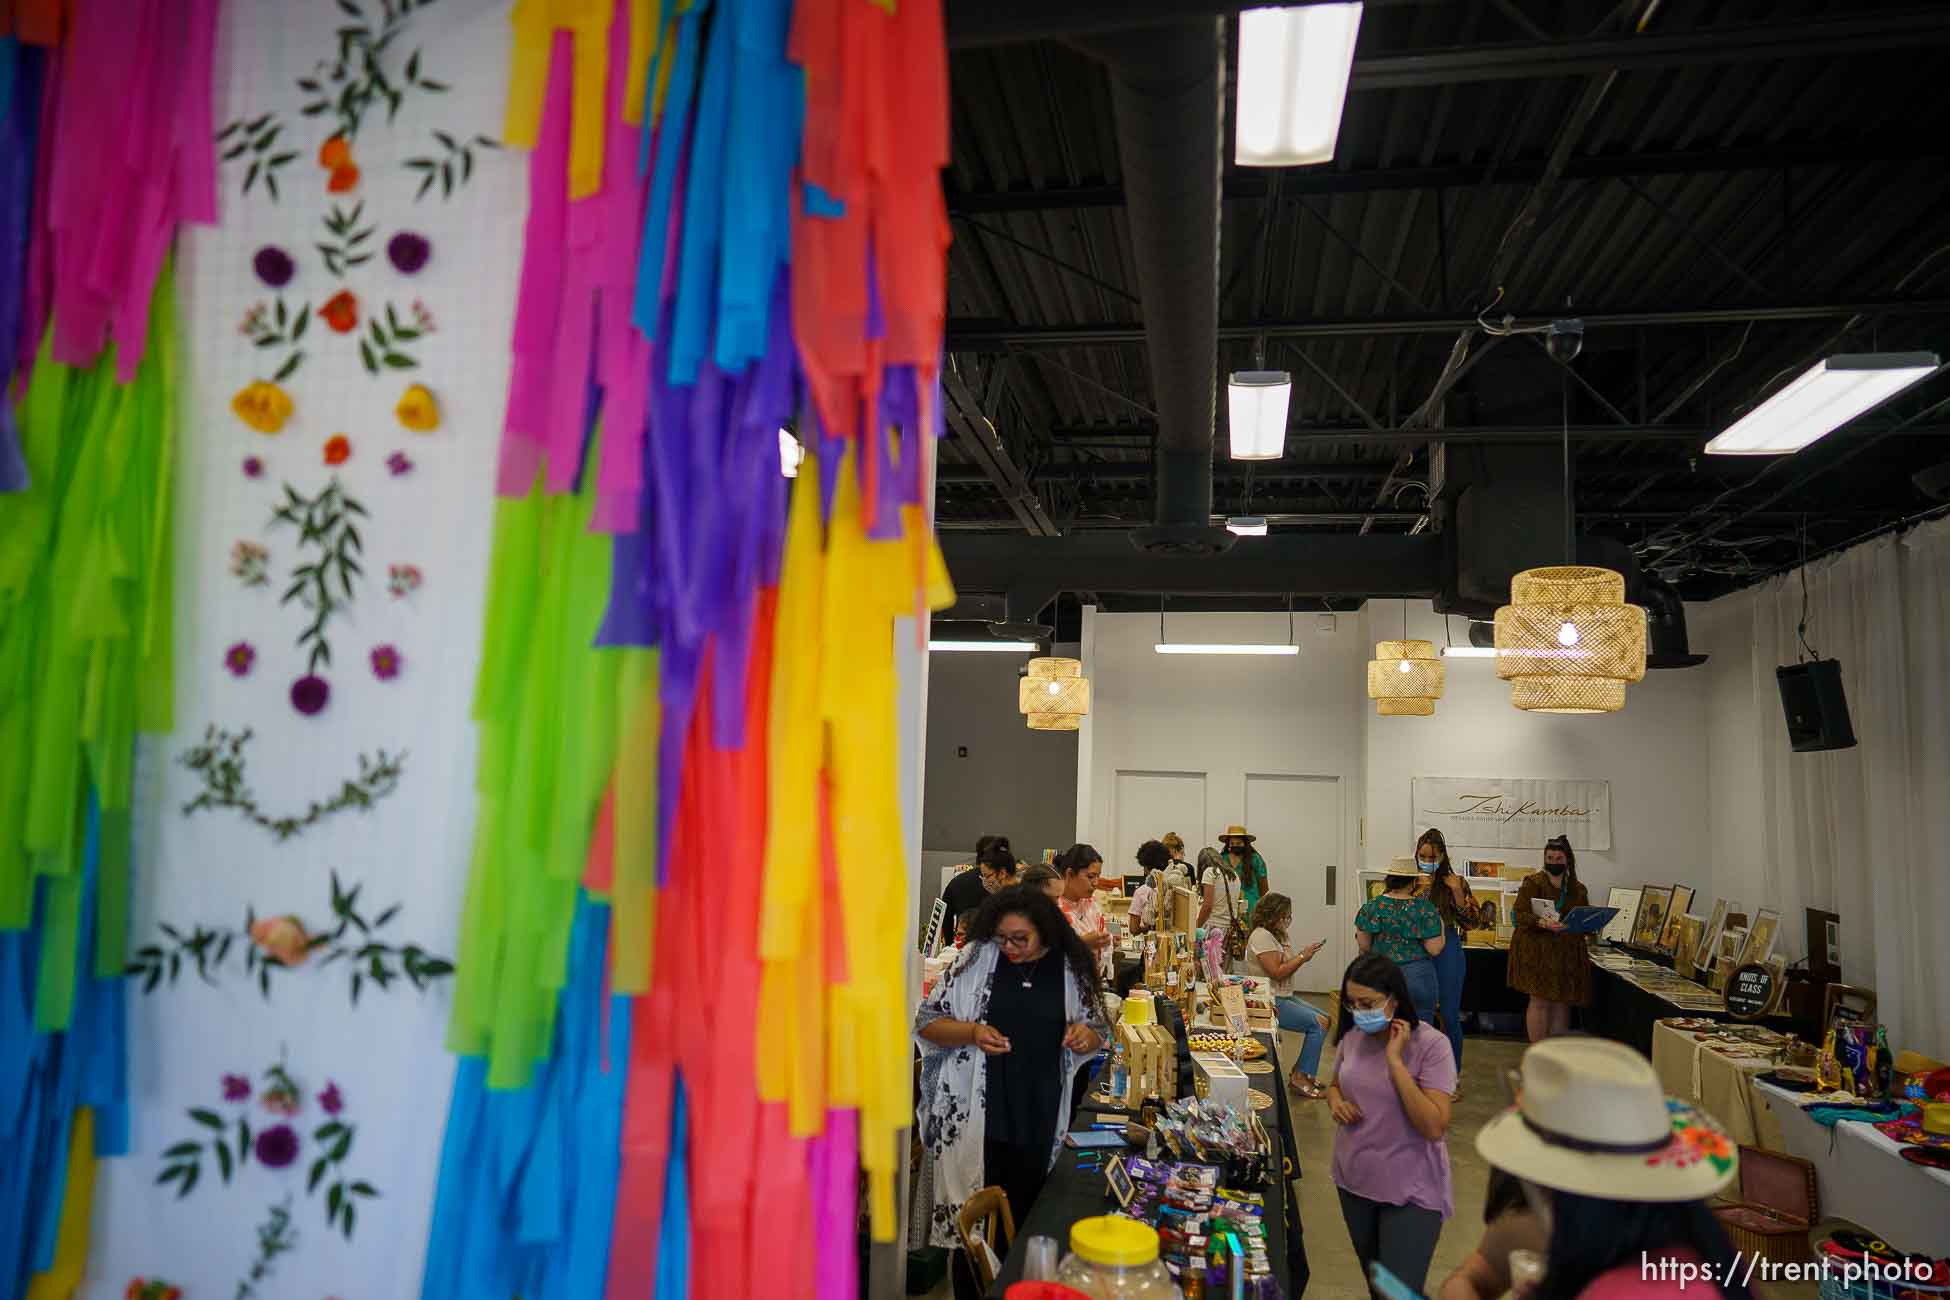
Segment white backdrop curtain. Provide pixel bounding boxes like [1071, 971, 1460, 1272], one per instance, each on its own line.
[1734, 515, 1950, 1057]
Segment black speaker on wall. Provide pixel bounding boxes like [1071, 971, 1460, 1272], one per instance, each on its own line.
[1776, 660, 1858, 752]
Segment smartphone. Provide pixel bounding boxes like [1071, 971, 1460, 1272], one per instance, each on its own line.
[1370, 1262, 1429, 1300]
[1064, 1129, 1130, 1150]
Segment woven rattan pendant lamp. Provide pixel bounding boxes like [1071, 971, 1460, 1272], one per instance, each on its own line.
[1368, 600, 1444, 716]
[1494, 355, 1647, 713]
[1019, 656, 1090, 731]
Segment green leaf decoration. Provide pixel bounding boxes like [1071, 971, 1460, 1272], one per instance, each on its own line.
[309, 1156, 329, 1194]
[191, 1108, 226, 1131]
[215, 1138, 235, 1182]
[164, 1141, 201, 1159]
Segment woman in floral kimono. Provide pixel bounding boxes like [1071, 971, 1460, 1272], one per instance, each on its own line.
[914, 885, 1110, 1292]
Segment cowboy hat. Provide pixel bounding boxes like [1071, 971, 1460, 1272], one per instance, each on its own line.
[1477, 1037, 1738, 1203]
[1219, 825, 1255, 843]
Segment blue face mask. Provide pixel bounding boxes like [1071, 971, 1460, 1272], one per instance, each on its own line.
[1417, 858, 1439, 874]
[1351, 1006, 1392, 1034]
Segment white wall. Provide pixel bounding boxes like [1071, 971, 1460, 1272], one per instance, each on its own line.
[1362, 601, 1713, 902]
[1690, 593, 1768, 910]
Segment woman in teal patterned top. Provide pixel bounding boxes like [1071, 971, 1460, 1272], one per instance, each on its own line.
[1354, 867, 1445, 1025]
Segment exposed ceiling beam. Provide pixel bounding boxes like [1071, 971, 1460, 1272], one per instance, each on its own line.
[942, 531, 1443, 599]
[940, 367, 1061, 536]
[946, 297, 1950, 349]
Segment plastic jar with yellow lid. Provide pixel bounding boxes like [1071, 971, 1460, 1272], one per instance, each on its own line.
[1054, 1216, 1180, 1299]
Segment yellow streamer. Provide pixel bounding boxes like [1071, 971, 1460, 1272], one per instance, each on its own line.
[25, 1108, 96, 1300]
[503, 0, 618, 200]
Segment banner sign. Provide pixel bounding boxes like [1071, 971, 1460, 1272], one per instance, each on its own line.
[1411, 777, 1613, 851]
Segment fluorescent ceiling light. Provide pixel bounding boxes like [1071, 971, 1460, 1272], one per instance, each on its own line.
[1155, 643, 1300, 657]
[1441, 645, 1498, 659]
[1234, 3, 1364, 168]
[1227, 370, 1292, 461]
[1226, 515, 1269, 537]
[929, 639, 1038, 653]
[779, 427, 805, 478]
[1705, 352, 1938, 455]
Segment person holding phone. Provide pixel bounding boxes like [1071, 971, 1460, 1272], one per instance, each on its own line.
[1508, 836, 1591, 1042]
[1246, 893, 1333, 1099]
[1326, 953, 1457, 1297]
[914, 886, 1109, 1298]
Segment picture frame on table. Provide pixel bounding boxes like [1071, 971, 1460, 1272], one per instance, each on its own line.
[1672, 914, 1706, 980]
[1805, 908, 1840, 977]
[1632, 886, 1673, 948]
[1763, 955, 1790, 1015]
[1660, 885, 1695, 950]
[1700, 900, 1731, 975]
[1738, 908, 1781, 967]
[1602, 887, 1643, 945]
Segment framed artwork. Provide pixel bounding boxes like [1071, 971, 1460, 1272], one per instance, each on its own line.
[1660, 886, 1695, 950]
[1362, 874, 1388, 903]
[1632, 886, 1673, 948]
[1602, 887, 1642, 945]
[1700, 900, 1731, 976]
[1105, 1155, 1136, 1210]
[1806, 908, 1840, 976]
[1672, 914, 1705, 980]
[1739, 908, 1781, 968]
[921, 897, 948, 956]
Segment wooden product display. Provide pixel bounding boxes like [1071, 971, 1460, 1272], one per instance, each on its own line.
[1116, 1022, 1178, 1102]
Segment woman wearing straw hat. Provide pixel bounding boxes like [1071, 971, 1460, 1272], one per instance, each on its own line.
[1218, 824, 1270, 913]
[1474, 1037, 1749, 1300]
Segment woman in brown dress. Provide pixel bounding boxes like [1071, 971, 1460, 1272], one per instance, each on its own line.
[1506, 835, 1589, 1042]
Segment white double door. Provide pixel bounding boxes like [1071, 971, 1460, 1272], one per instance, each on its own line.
[1110, 769, 1345, 993]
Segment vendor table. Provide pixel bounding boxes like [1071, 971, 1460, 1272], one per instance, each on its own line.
[1752, 1080, 1950, 1257]
[1585, 965, 1796, 1056]
[1460, 945, 1526, 1017]
[1648, 1020, 1785, 1149]
[988, 1023, 1309, 1297]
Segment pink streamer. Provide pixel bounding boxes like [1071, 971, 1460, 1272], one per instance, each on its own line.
[812, 1109, 860, 1300]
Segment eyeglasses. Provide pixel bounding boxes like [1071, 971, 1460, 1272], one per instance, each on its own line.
[996, 931, 1036, 950]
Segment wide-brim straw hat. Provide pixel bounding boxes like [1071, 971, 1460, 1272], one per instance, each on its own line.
[1476, 1037, 1738, 1202]
[1219, 824, 1255, 843]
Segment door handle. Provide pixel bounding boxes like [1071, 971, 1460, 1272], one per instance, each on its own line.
[1325, 865, 1336, 907]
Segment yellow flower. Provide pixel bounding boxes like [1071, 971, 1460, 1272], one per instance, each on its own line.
[396, 383, 440, 432]
[231, 381, 293, 434]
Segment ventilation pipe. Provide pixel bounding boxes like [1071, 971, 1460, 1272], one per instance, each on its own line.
[1641, 576, 1709, 668]
[1068, 20, 1228, 555]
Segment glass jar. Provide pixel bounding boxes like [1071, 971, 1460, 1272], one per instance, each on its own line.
[1055, 1217, 1181, 1299]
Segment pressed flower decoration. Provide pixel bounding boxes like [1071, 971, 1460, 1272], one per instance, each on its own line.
[224, 641, 257, 678]
[230, 540, 270, 587]
[156, 1058, 380, 1247]
[360, 301, 425, 373]
[291, 675, 330, 717]
[387, 230, 430, 274]
[320, 1082, 345, 1116]
[254, 245, 296, 288]
[323, 434, 352, 466]
[243, 455, 265, 479]
[175, 726, 403, 842]
[223, 1074, 252, 1103]
[410, 299, 435, 332]
[319, 134, 360, 194]
[217, 111, 298, 198]
[370, 644, 402, 681]
[386, 450, 413, 477]
[130, 868, 454, 1002]
[320, 289, 359, 333]
[241, 297, 310, 382]
[126, 1278, 183, 1300]
[395, 383, 439, 431]
[232, 381, 294, 434]
[404, 130, 499, 199]
[387, 564, 422, 597]
[267, 478, 368, 712]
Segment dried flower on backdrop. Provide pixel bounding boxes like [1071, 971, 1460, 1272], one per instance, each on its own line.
[298, 2, 447, 142]
[386, 230, 430, 273]
[319, 134, 361, 193]
[267, 477, 368, 678]
[387, 563, 422, 596]
[323, 434, 352, 466]
[232, 381, 294, 434]
[234, 1199, 297, 1300]
[155, 1058, 379, 1241]
[240, 297, 311, 382]
[244, 455, 266, 479]
[319, 288, 360, 333]
[224, 641, 257, 678]
[125, 1278, 184, 1300]
[129, 870, 454, 1004]
[231, 539, 270, 587]
[176, 726, 404, 841]
[253, 245, 296, 288]
[385, 450, 413, 477]
[291, 674, 331, 716]
[369, 644, 402, 680]
[394, 382, 438, 431]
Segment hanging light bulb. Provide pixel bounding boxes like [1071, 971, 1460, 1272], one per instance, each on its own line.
[1495, 567, 1648, 713]
[1367, 640, 1443, 716]
[1020, 657, 1090, 731]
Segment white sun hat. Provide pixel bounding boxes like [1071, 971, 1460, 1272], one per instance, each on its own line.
[1476, 1037, 1739, 1202]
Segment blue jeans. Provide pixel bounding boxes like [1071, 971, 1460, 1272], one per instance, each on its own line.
[1399, 957, 1439, 1028]
[1432, 926, 1466, 1069]
[1275, 994, 1331, 1078]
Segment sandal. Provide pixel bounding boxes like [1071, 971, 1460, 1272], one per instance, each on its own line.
[1288, 1075, 1325, 1100]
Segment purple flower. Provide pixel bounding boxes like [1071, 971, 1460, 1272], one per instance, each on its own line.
[291, 674, 330, 716]
[222, 1073, 252, 1102]
[253, 246, 295, 288]
[320, 1081, 344, 1115]
[386, 450, 413, 477]
[254, 1123, 300, 1168]
[243, 455, 265, 479]
[224, 641, 256, 677]
[370, 645, 402, 681]
[387, 231, 431, 275]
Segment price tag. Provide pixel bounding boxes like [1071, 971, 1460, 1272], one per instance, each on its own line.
[1724, 962, 1776, 1020]
[1218, 983, 1250, 1038]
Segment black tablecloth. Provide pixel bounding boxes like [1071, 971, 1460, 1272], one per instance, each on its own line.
[1584, 965, 1798, 1055]
[1460, 946, 1527, 1017]
[988, 1019, 1309, 1297]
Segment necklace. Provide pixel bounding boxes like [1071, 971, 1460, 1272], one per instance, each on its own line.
[1017, 950, 1044, 987]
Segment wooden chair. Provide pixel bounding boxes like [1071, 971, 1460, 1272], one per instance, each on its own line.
[1712, 1145, 1819, 1265]
[955, 1185, 1018, 1295]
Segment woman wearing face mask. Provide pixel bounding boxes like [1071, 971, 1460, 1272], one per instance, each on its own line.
[1474, 1037, 1747, 1300]
[915, 886, 1110, 1298]
[1416, 828, 1481, 1073]
[1508, 836, 1590, 1042]
[1354, 860, 1445, 1026]
[1326, 953, 1457, 1296]
[1245, 893, 1331, 1099]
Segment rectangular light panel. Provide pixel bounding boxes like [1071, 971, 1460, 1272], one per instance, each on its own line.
[1704, 352, 1938, 455]
[1155, 643, 1300, 657]
[1235, 3, 1365, 168]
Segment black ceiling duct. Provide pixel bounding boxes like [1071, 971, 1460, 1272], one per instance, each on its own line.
[1641, 576, 1709, 669]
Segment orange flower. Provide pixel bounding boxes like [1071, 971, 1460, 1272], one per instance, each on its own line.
[319, 135, 351, 169]
[249, 915, 312, 966]
[323, 435, 352, 466]
[395, 383, 440, 433]
[320, 290, 359, 334]
[328, 163, 360, 193]
[231, 381, 293, 434]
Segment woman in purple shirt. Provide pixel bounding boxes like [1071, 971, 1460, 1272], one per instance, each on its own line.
[1325, 953, 1457, 1295]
